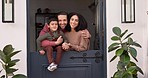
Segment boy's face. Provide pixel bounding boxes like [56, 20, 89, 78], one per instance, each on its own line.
[58, 15, 68, 29]
[48, 21, 58, 32]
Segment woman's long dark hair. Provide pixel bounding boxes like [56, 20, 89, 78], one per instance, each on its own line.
[65, 12, 88, 32]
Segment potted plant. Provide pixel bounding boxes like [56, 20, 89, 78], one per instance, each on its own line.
[0, 44, 27, 78]
[108, 27, 144, 78]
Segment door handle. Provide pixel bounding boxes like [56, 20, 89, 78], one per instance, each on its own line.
[70, 51, 103, 63]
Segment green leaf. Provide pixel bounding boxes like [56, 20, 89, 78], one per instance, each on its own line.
[117, 61, 126, 71]
[6, 68, 18, 74]
[113, 71, 124, 78]
[122, 43, 128, 51]
[116, 49, 124, 56]
[122, 73, 133, 78]
[129, 47, 138, 62]
[127, 62, 136, 68]
[0, 50, 7, 63]
[110, 55, 117, 62]
[113, 27, 121, 36]
[128, 38, 133, 45]
[12, 74, 27, 78]
[123, 33, 133, 41]
[127, 66, 137, 73]
[108, 43, 120, 49]
[120, 54, 130, 65]
[111, 36, 120, 41]
[132, 42, 142, 48]
[120, 29, 128, 38]
[8, 59, 20, 67]
[136, 66, 144, 75]
[8, 50, 21, 58]
[5, 55, 11, 63]
[3, 45, 14, 55]
[108, 46, 120, 52]
[0, 61, 5, 70]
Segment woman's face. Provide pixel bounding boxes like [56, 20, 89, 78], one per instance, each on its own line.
[48, 21, 58, 32]
[70, 15, 79, 29]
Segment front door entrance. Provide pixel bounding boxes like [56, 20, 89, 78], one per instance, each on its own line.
[27, 0, 106, 78]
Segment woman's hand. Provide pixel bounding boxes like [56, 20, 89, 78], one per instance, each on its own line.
[55, 36, 63, 45]
[39, 50, 45, 55]
[62, 42, 70, 50]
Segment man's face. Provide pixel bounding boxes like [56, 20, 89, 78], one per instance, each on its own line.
[58, 15, 68, 29]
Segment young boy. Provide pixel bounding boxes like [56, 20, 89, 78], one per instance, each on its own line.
[36, 17, 67, 71]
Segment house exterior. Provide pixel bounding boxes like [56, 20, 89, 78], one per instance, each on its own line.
[0, 0, 148, 78]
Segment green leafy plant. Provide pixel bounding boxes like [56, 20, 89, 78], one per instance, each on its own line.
[0, 44, 27, 78]
[108, 27, 144, 78]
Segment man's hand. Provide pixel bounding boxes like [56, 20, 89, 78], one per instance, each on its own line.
[81, 29, 91, 39]
[55, 36, 63, 45]
[39, 50, 45, 55]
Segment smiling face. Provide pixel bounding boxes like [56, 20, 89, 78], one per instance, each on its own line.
[58, 15, 68, 29]
[69, 15, 79, 29]
[48, 21, 58, 32]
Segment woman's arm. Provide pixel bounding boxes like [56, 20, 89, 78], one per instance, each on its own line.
[70, 34, 90, 52]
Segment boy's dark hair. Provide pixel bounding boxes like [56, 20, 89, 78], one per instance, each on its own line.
[47, 17, 58, 25]
[66, 12, 88, 32]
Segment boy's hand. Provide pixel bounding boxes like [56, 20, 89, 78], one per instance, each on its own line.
[39, 50, 45, 55]
[55, 36, 63, 45]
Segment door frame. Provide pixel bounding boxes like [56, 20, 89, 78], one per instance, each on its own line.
[26, 0, 107, 78]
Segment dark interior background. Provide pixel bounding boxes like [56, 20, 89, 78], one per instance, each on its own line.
[28, 0, 100, 52]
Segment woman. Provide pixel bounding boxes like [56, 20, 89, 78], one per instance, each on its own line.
[63, 12, 90, 52]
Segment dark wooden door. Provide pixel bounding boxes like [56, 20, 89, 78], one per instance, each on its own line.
[27, 0, 106, 78]
[29, 50, 104, 78]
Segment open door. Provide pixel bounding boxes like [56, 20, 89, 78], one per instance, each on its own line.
[27, 0, 106, 78]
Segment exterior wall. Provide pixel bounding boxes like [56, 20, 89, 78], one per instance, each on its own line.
[0, 0, 27, 76]
[0, 0, 147, 78]
[107, 0, 147, 78]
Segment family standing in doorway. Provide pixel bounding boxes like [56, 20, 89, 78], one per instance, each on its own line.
[36, 11, 91, 72]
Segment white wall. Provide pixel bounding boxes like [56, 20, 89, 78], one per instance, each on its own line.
[0, 0, 27, 76]
[107, 0, 147, 78]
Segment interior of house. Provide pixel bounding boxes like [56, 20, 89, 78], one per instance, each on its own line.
[28, 0, 103, 52]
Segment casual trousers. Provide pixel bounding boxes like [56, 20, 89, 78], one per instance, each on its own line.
[44, 45, 63, 64]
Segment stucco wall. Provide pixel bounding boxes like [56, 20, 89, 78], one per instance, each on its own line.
[0, 0, 147, 77]
[0, 0, 27, 76]
[107, 0, 147, 78]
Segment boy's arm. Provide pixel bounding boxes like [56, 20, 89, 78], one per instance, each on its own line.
[36, 33, 52, 51]
[41, 40, 56, 47]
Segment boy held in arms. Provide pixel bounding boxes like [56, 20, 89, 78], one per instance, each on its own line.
[36, 17, 67, 71]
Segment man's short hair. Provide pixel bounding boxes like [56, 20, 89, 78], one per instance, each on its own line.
[57, 11, 68, 16]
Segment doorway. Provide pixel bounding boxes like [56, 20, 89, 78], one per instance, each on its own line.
[27, 0, 107, 78]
